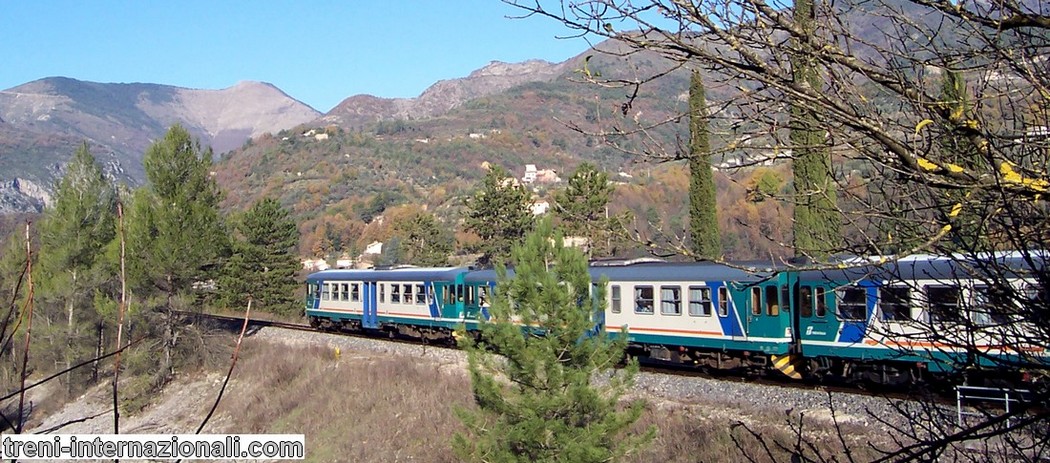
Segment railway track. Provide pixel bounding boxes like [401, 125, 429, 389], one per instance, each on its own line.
[182, 310, 956, 405]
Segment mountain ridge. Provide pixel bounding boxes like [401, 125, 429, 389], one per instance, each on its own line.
[0, 77, 322, 213]
[320, 59, 574, 127]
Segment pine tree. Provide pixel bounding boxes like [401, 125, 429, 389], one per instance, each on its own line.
[125, 125, 227, 378]
[393, 211, 453, 266]
[790, 0, 841, 258]
[219, 197, 300, 316]
[464, 165, 534, 266]
[553, 163, 627, 258]
[688, 71, 722, 259]
[35, 143, 116, 389]
[454, 218, 652, 463]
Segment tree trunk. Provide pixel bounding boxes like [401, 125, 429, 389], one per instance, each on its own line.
[164, 274, 175, 379]
[92, 319, 103, 383]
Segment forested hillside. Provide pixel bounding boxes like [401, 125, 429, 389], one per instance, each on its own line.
[213, 47, 794, 260]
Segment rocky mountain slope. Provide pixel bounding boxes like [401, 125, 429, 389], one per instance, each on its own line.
[321, 59, 574, 127]
[0, 78, 320, 213]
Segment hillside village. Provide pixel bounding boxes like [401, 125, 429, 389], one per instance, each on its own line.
[301, 160, 572, 271]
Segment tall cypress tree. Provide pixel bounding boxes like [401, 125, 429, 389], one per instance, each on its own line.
[938, 69, 986, 251]
[454, 218, 651, 462]
[126, 125, 226, 377]
[688, 70, 722, 259]
[790, 0, 841, 258]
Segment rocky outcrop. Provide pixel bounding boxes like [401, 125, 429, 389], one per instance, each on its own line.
[0, 178, 50, 214]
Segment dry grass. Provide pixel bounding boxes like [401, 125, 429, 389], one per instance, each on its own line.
[220, 339, 470, 462]
[629, 402, 885, 463]
[220, 338, 892, 462]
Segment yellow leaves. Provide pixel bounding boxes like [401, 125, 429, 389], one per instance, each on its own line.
[999, 161, 1050, 193]
[917, 157, 940, 171]
[916, 158, 964, 174]
[948, 202, 963, 218]
[915, 119, 934, 134]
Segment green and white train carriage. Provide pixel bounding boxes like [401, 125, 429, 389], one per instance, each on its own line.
[589, 261, 803, 378]
[305, 267, 488, 339]
[795, 253, 1049, 384]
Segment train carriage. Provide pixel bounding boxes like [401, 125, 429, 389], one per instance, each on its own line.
[305, 267, 475, 339]
[589, 261, 801, 377]
[796, 254, 1049, 384]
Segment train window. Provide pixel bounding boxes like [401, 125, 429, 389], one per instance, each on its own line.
[351, 283, 360, 302]
[611, 285, 622, 313]
[836, 287, 867, 320]
[766, 286, 780, 316]
[403, 284, 413, 304]
[1025, 284, 1049, 305]
[661, 286, 681, 315]
[466, 286, 476, 305]
[751, 287, 761, 316]
[925, 285, 961, 322]
[309, 283, 320, 301]
[973, 285, 1015, 326]
[799, 286, 813, 318]
[879, 287, 911, 321]
[416, 284, 426, 304]
[441, 285, 451, 305]
[634, 286, 654, 314]
[340, 283, 349, 301]
[815, 287, 827, 317]
[718, 287, 730, 317]
[688, 286, 712, 316]
[391, 284, 401, 303]
[379, 284, 385, 303]
[836, 287, 866, 320]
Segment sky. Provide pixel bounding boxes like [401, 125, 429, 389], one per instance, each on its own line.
[1, 1, 595, 112]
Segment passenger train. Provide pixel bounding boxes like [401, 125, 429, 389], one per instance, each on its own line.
[304, 253, 1048, 386]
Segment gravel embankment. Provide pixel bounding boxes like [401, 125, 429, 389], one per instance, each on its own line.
[250, 326, 925, 431]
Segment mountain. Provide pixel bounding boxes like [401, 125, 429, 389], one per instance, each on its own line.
[321, 59, 574, 128]
[0, 78, 320, 213]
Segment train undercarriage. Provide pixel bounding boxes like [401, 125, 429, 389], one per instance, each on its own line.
[308, 315, 459, 346]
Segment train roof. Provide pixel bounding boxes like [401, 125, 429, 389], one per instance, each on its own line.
[464, 261, 779, 284]
[589, 261, 778, 282]
[306, 267, 468, 283]
[797, 252, 1048, 283]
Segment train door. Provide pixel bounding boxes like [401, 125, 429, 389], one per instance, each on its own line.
[305, 281, 320, 311]
[745, 283, 784, 342]
[726, 279, 751, 340]
[786, 273, 802, 351]
[436, 282, 464, 320]
[363, 281, 378, 329]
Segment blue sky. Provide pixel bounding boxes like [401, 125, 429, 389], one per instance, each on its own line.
[2, 1, 594, 112]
